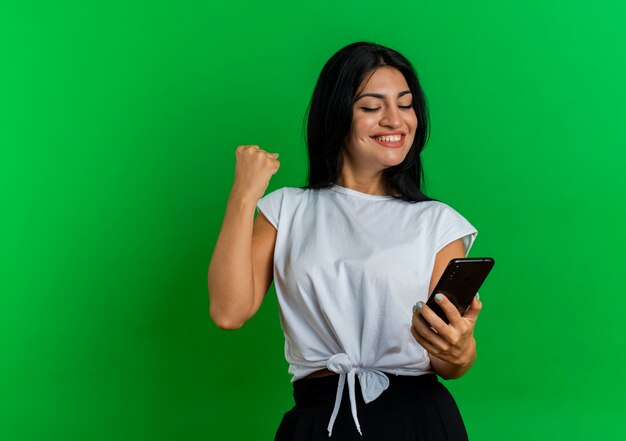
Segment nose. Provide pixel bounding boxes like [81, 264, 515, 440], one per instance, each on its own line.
[379, 106, 402, 128]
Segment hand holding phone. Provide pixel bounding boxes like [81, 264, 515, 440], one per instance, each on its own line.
[420, 257, 495, 325]
[410, 257, 494, 374]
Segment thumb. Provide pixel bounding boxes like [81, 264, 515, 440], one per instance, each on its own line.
[463, 293, 482, 323]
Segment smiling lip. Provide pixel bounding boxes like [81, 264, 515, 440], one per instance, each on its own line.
[370, 133, 405, 148]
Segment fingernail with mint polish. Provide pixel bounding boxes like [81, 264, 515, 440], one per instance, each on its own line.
[412, 302, 423, 314]
[435, 293, 443, 302]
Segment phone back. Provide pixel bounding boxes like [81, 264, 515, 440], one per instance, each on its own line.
[427, 258, 495, 324]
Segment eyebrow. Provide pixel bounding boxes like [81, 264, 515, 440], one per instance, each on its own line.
[354, 90, 412, 102]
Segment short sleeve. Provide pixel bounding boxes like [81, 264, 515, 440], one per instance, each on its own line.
[256, 187, 285, 230]
[434, 203, 478, 256]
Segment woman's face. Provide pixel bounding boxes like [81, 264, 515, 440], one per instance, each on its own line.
[344, 66, 418, 172]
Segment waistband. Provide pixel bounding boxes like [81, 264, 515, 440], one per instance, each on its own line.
[292, 370, 440, 437]
[293, 372, 439, 407]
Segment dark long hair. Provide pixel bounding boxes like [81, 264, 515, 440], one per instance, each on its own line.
[299, 41, 437, 203]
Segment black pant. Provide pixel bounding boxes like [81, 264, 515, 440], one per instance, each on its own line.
[275, 373, 469, 441]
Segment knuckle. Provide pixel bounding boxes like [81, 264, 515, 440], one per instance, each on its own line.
[459, 353, 471, 366]
[449, 335, 459, 346]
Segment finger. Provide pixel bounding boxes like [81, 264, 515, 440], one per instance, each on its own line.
[236, 145, 254, 153]
[411, 310, 441, 341]
[463, 293, 483, 323]
[433, 293, 464, 326]
[415, 300, 451, 337]
[411, 324, 447, 358]
[411, 308, 450, 351]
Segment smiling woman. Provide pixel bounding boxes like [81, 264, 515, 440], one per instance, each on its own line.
[303, 42, 431, 199]
[208, 41, 482, 441]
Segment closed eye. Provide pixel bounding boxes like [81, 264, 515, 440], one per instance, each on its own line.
[360, 105, 413, 112]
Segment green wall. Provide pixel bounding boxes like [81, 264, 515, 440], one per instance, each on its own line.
[2, 1, 625, 439]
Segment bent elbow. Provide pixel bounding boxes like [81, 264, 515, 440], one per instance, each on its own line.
[214, 318, 245, 330]
[209, 307, 246, 330]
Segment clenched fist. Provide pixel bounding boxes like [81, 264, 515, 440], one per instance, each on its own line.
[231, 145, 280, 202]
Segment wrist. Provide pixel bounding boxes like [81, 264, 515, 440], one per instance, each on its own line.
[228, 188, 259, 209]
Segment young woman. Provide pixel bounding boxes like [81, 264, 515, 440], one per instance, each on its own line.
[208, 41, 482, 440]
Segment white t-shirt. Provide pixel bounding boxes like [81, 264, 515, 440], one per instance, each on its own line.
[256, 184, 478, 436]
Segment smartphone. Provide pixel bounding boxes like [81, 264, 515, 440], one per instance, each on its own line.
[422, 257, 495, 325]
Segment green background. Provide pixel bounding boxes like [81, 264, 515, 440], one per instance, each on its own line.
[2, 0, 625, 439]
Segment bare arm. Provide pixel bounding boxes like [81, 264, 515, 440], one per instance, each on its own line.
[411, 238, 482, 379]
[207, 145, 280, 330]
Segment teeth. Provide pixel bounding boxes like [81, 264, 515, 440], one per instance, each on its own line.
[374, 135, 402, 142]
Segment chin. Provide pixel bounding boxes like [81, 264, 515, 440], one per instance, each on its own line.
[381, 148, 409, 161]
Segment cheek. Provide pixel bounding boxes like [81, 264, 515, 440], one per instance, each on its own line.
[409, 113, 419, 131]
[351, 118, 374, 143]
